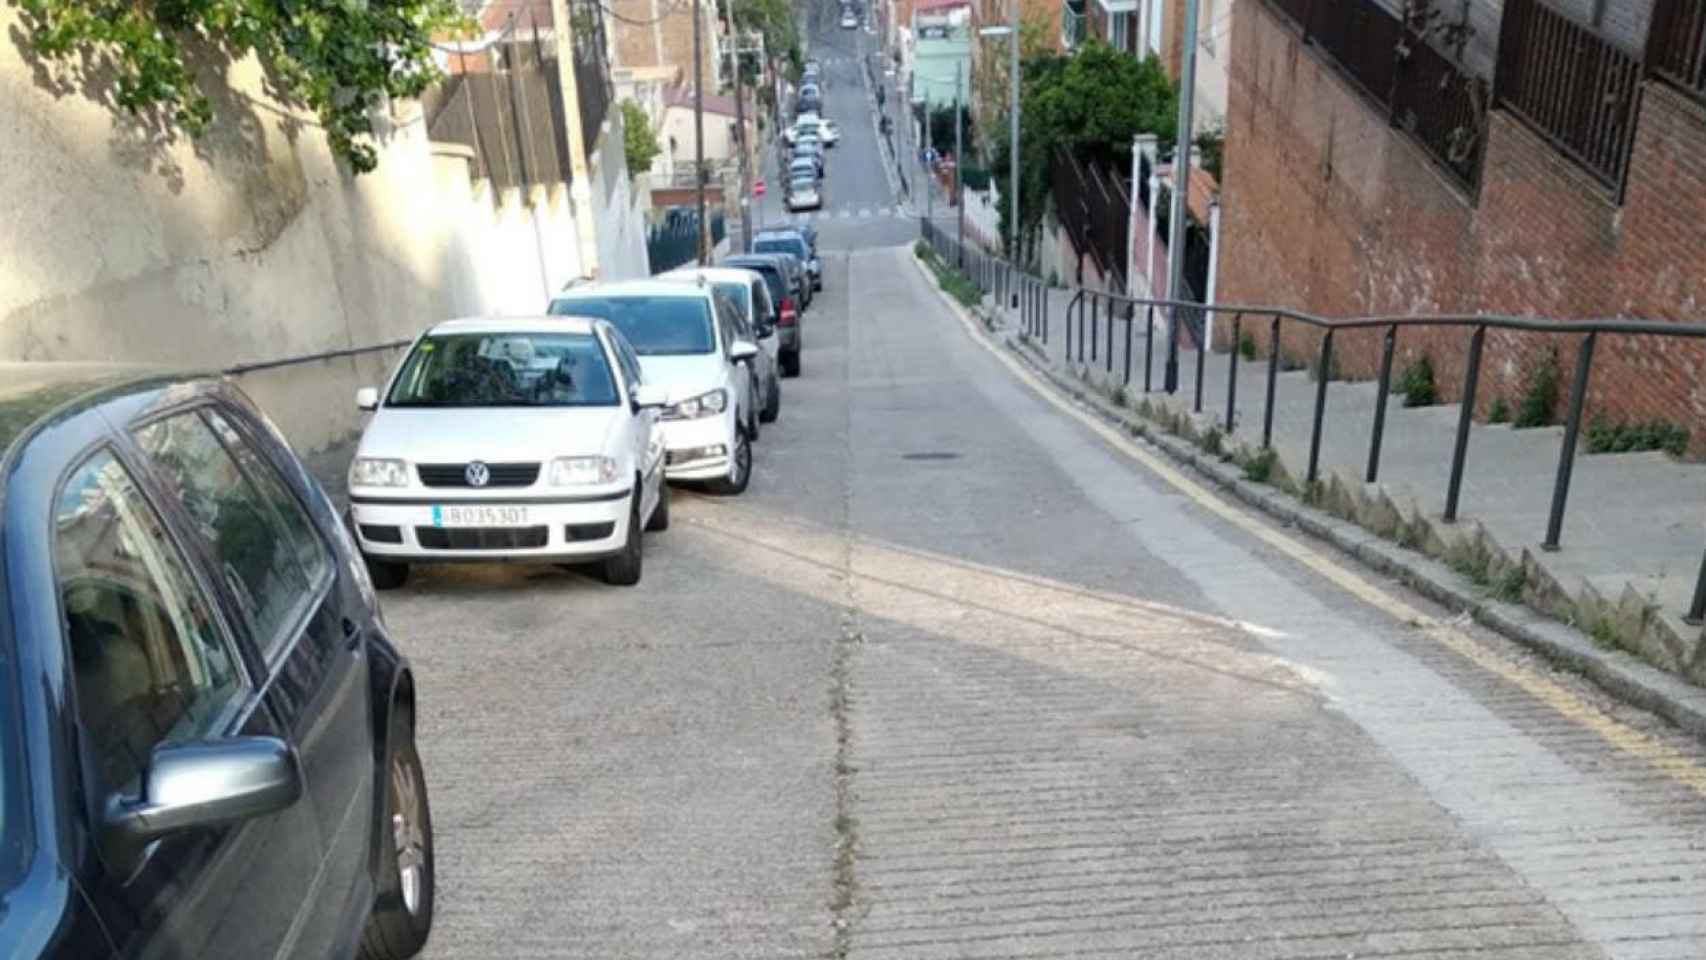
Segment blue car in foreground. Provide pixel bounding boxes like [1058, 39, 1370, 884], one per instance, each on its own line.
[0, 365, 433, 958]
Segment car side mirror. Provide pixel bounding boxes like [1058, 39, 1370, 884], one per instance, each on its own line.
[101, 737, 302, 872]
[633, 384, 671, 409]
[356, 387, 379, 411]
[757, 323, 776, 338]
[730, 340, 759, 361]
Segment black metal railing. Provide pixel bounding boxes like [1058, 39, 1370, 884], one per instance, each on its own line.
[920, 217, 1706, 626]
[1050, 149, 1129, 290]
[1648, 0, 1706, 104]
[1263, 0, 1487, 194]
[1496, 0, 1642, 196]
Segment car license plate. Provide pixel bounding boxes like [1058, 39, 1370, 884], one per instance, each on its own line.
[432, 505, 529, 527]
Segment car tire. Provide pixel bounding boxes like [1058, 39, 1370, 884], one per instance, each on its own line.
[780, 350, 801, 378]
[707, 426, 752, 496]
[601, 493, 644, 585]
[366, 558, 410, 591]
[644, 477, 670, 532]
[761, 376, 781, 422]
[359, 708, 434, 960]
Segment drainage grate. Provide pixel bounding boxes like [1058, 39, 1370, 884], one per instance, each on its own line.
[901, 452, 962, 461]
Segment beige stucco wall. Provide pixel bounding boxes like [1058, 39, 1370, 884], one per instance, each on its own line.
[0, 6, 644, 455]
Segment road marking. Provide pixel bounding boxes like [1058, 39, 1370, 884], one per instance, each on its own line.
[925, 254, 1706, 800]
[839, 209, 852, 218]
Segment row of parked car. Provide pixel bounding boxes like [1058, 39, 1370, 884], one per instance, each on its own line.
[0, 226, 824, 957]
[783, 59, 839, 212]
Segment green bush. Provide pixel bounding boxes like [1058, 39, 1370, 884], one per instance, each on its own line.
[1242, 449, 1275, 483]
[1585, 416, 1689, 456]
[1488, 397, 1510, 423]
[1514, 351, 1560, 428]
[960, 166, 992, 191]
[1397, 356, 1437, 407]
[1239, 332, 1257, 360]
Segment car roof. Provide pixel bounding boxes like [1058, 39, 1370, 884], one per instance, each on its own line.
[723, 253, 786, 269]
[429, 315, 599, 336]
[661, 266, 765, 286]
[551, 279, 714, 302]
[0, 363, 177, 464]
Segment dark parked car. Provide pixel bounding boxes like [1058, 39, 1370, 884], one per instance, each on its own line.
[0, 366, 433, 959]
[755, 228, 823, 292]
[724, 253, 805, 376]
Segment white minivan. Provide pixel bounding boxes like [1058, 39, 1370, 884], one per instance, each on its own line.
[347, 316, 669, 588]
[549, 279, 760, 495]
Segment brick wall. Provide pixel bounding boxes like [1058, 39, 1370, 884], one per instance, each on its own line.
[606, 0, 718, 94]
[1220, 1, 1706, 444]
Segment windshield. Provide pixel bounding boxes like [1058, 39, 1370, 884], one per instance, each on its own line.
[386, 331, 618, 407]
[756, 237, 807, 259]
[729, 262, 786, 305]
[550, 295, 715, 356]
[713, 282, 750, 315]
[789, 177, 817, 193]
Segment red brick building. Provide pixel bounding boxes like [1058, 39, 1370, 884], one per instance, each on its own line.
[1220, 0, 1706, 441]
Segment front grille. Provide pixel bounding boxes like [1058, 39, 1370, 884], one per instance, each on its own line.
[417, 462, 540, 488]
[359, 524, 403, 544]
[564, 522, 616, 542]
[414, 526, 549, 550]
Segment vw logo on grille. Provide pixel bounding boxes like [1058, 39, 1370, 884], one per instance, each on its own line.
[464, 461, 491, 487]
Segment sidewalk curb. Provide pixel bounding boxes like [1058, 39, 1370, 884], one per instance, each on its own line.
[969, 310, 1706, 740]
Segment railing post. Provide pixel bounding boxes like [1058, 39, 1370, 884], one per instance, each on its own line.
[1144, 304, 1156, 392]
[1090, 294, 1100, 364]
[1066, 292, 1074, 361]
[1542, 332, 1597, 551]
[1306, 329, 1335, 486]
[1106, 297, 1115, 374]
[1263, 315, 1281, 449]
[1443, 325, 1487, 524]
[1366, 324, 1397, 483]
[1124, 303, 1134, 384]
[1193, 306, 1207, 414]
[1687, 548, 1706, 626]
[1225, 313, 1242, 433]
[1042, 283, 1050, 344]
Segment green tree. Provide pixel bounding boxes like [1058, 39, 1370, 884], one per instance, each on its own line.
[17, 0, 468, 172]
[621, 100, 662, 178]
[993, 41, 1177, 258]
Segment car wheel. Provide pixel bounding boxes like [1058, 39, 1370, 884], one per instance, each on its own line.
[707, 427, 752, 496]
[601, 492, 644, 585]
[366, 557, 410, 591]
[359, 708, 434, 960]
[644, 476, 671, 532]
[780, 350, 801, 378]
[761, 376, 781, 423]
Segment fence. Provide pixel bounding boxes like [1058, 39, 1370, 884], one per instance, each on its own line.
[919, 216, 1706, 627]
[1050, 149, 1131, 291]
[1496, 0, 1642, 196]
[571, 0, 613, 156]
[1648, 0, 1706, 104]
[421, 12, 574, 193]
[647, 210, 727, 274]
[1261, 0, 1487, 194]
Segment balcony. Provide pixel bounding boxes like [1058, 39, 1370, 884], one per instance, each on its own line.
[1062, 0, 1086, 49]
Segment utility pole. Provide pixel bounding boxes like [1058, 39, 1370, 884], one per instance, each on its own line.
[1163, 0, 1200, 393]
[1007, 0, 1019, 266]
[548, 0, 600, 278]
[693, 0, 710, 263]
[924, 90, 933, 222]
[955, 62, 964, 266]
[727, 7, 752, 253]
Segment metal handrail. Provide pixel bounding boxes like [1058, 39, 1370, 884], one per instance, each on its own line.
[919, 217, 1706, 626]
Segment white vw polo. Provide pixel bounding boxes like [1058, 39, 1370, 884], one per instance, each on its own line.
[347, 317, 669, 588]
[548, 279, 760, 494]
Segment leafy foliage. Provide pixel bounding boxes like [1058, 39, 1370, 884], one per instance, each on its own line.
[18, 0, 468, 172]
[1488, 397, 1510, 423]
[621, 99, 661, 178]
[1397, 355, 1436, 407]
[1514, 349, 1559, 428]
[728, 0, 800, 83]
[1585, 416, 1690, 456]
[993, 41, 1177, 258]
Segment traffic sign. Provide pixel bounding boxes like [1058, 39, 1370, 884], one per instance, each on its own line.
[754, 179, 767, 198]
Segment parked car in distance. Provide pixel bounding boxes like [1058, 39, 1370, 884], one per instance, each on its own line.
[811, 118, 841, 146]
[799, 82, 821, 101]
[786, 173, 823, 212]
[661, 266, 783, 422]
[840, 9, 858, 27]
[721, 253, 805, 376]
[770, 249, 812, 310]
[792, 138, 825, 174]
[755, 227, 823, 292]
[348, 318, 669, 588]
[0, 365, 433, 960]
[789, 154, 822, 183]
[550, 280, 761, 495]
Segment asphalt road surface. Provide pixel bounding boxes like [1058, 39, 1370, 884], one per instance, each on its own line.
[377, 6, 1706, 959]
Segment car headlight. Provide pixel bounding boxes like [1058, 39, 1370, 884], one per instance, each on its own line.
[350, 458, 409, 487]
[665, 388, 728, 420]
[549, 456, 619, 485]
